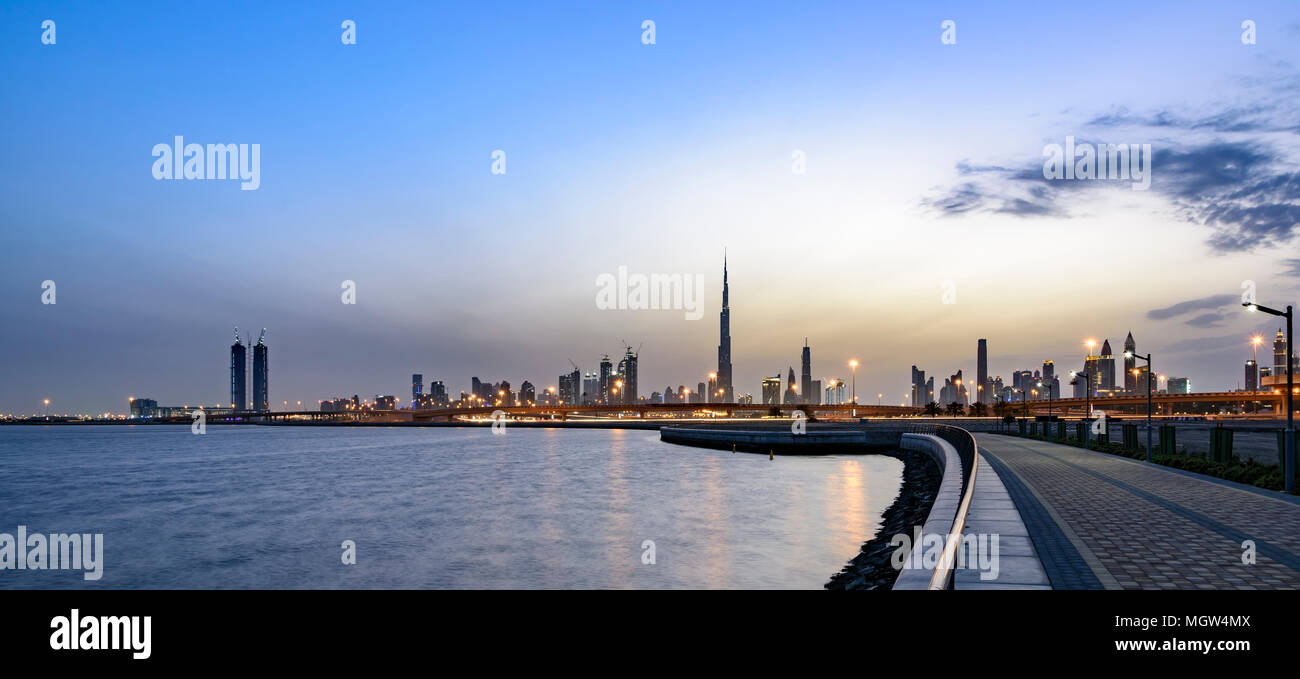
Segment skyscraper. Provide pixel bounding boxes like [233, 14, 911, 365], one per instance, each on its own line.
[716, 254, 733, 403]
[1084, 339, 1116, 395]
[784, 366, 798, 404]
[412, 374, 423, 405]
[1123, 332, 1136, 394]
[617, 346, 638, 404]
[940, 370, 967, 406]
[229, 327, 246, 410]
[800, 339, 813, 405]
[1274, 329, 1289, 376]
[911, 366, 927, 406]
[252, 329, 269, 412]
[762, 376, 781, 405]
[1246, 360, 1258, 392]
[559, 369, 580, 404]
[598, 355, 613, 404]
[976, 339, 988, 404]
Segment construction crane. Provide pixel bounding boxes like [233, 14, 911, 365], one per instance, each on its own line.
[257, 328, 267, 345]
[618, 339, 642, 356]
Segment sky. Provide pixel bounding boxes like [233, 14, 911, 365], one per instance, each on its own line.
[2, 1, 1299, 414]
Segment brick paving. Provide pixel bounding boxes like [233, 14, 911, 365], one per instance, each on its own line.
[974, 434, 1300, 590]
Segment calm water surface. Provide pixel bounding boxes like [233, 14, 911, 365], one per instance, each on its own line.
[0, 425, 902, 589]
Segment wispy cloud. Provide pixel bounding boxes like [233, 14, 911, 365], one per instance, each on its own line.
[1184, 312, 1228, 328]
[1146, 294, 1237, 321]
[921, 76, 1300, 253]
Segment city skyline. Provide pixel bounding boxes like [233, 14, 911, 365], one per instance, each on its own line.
[5, 3, 1300, 413]
[45, 268, 1298, 416]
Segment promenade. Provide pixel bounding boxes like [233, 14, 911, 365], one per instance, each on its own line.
[974, 434, 1300, 590]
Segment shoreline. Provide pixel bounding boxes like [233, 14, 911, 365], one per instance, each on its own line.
[825, 448, 943, 590]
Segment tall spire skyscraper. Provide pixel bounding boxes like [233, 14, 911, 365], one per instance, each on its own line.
[1123, 332, 1137, 393]
[976, 339, 988, 405]
[800, 338, 812, 404]
[717, 253, 733, 403]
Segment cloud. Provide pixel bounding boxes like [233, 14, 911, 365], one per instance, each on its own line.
[1280, 258, 1300, 277]
[921, 182, 1061, 218]
[1184, 312, 1228, 328]
[1146, 294, 1237, 320]
[1086, 106, 1295, 134]
[921, 77, 1300, 252]
[1162, 333, 1246, 354]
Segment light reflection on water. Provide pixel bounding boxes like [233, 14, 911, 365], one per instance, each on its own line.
[0, 425, 903, 589]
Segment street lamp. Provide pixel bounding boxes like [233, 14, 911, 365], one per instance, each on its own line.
[1070, 370, 1093, 451]
[849, 360, 859, 405]
[43, 398, 50, 419]
[1245, 301, 1294, 493]
[1037, 381, 1054, 434]
[1124, 349, 1154, 462]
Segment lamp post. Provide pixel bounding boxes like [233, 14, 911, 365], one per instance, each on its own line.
[1245, 301, 1294, 493]
[849, 360, 858, 404]
[1070, 370, 1092, 450]
[1124, 350, 1154, 462]
[1037, 380, 1054, 432]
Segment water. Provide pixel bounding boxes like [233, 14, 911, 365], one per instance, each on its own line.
[0, 425, 903, 589]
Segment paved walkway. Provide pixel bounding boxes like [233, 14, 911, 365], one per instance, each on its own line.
[954, 456, 1051, 589]
[974, 434, 1300, 590]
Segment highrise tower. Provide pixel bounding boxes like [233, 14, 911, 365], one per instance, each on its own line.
[976, 339, 988, 404]
[800, 339, 813, 405]
[618, 345, 638, 404]
[716, 253, 733, 403]
[230, 327, 246, 410]
[1275, 329, 1289, 376]
[252, 329, 269, 412]
[1123, 332, 1136, 393]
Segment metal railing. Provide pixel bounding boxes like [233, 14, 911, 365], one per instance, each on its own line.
[906, 423, 979, 590]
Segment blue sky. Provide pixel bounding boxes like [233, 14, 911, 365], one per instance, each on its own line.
[2, 1, 1299, 413]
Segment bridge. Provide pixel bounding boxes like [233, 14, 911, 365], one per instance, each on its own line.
[1012, 390, 1294, 416]
[253, 402, 922, 423]
[233, 391, 1295, 424]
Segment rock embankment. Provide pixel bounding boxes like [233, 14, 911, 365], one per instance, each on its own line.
[825, 449, 942, 590]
